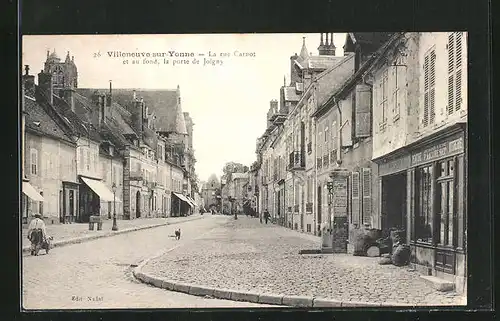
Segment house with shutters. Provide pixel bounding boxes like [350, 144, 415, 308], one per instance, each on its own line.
[370, 32, 467, 293]
[21, 66, 78, 225]
[311, 32, 395, 252]
[257, 34, 343, 234]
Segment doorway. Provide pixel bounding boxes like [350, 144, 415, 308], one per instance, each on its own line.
[136, 191, 141, 218]
[381, 172, 407, 237]
[317, 185, 322, 235]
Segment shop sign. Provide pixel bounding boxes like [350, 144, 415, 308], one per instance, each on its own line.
[332, 176, 348, 217]
[379, 155, 410, 176]
[411, 136, 464, 167]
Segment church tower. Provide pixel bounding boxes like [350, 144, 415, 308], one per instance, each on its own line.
[43, 50, 78, 97]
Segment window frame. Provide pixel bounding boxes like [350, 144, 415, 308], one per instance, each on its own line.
[30, 148, 38, 176]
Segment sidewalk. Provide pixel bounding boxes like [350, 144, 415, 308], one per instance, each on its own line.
[21, 215, 203, 252]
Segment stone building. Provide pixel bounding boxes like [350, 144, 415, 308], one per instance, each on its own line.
[370, 32, 467, 293]
[201, 174, 220, 210]
[257, 34, 352, 234]
[311, 33, 394, 251]
[23, 50, 199, 223]
[22, 66, 76, 225]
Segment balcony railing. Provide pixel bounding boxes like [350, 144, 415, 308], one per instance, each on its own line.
[287, 151, 305, 171]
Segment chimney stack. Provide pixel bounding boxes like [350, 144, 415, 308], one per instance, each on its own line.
[38, 70, 53, 105]
[22, 65, 35, 94]
[270, 99, 279, 113]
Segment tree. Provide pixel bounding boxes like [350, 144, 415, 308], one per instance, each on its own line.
[221, 161, 246, 181]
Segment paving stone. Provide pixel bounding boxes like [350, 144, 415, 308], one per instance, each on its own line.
[230, 291, 260, 303]
[282, 295, 313, 307]
[258, 294, 283, 305]
[140, 217, 465, 306]
[188, 286, 215, 297]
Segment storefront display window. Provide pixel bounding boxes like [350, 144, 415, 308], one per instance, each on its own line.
[436, 158, 456, 246]
[416, 165, 433, 243]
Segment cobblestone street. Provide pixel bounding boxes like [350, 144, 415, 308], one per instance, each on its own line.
[142, 217, 466, 306]
[22, 215, 275, 309]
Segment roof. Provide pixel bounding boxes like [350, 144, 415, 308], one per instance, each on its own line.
[78, 88, 187, 135]
[344, 32, 394, 52]
[302, 55, 344, 70]
[24, 95, 75, 144]
[315, 54, 356, 107]
[232, 173, 249, 180]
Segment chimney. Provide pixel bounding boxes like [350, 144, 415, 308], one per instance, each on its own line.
[22, 65, 35, 94]
[38, 70, 53, 105]
[106, 80, 112, 107]
[132, 96, 144, 134]
[270, 99, 278, 114]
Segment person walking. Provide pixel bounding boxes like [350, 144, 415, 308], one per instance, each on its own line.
[264, 209, 270, 224]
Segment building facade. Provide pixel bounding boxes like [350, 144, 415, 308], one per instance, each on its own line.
[371, 32, 468, 293]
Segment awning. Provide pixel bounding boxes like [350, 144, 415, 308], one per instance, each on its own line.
[172, 192, 194, 208]
[22, 181, 45, 202]
[81, 177, 121, 202]
[186, 196, 197, 207]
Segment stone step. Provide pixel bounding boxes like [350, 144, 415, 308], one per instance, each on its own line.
[420, 275, 455, 292]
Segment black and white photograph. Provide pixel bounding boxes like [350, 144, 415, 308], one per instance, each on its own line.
[20, 32, 468, 310]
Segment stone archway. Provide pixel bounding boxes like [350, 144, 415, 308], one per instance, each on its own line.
[136, 191, 141, 218]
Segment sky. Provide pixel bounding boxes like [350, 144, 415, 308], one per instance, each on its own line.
[22, 33, 347, 182]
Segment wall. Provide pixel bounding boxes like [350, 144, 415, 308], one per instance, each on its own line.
[98, 154, 123, 219]
[25, 132, 77, 223]
[76, 138, 101, 179]
[415, 32, 467, 141]
[371, 34, 418, 159]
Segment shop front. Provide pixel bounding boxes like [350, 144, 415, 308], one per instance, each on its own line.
[375, 124, 466, 293]
[78, 176, 117, 223]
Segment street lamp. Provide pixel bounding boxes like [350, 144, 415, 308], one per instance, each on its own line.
[111, 183, 118, 231]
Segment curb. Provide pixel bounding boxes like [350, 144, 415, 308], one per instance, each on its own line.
[22, 215, 203, 254]
[133, 268, 414, 308]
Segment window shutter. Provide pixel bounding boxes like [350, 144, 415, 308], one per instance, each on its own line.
[361, 167, 372, 225]
[423, 55, 429, 126]
[455, 33, 463, 111]
[429, 51, 436, 124]
[389, 66, 396, 114]
[447, 33, 455, 115]
[351, 171, 360, 225]
[355, 84, 372, 138]
[396, 66, 406, 116]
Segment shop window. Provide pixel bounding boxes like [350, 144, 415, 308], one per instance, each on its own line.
[436, 158, 456, 246]
[415, 165, 433, 243]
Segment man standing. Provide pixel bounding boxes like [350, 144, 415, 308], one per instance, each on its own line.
[264, 209, 270, 224]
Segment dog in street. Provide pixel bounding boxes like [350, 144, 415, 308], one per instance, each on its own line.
[174, 228, 181, 240]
